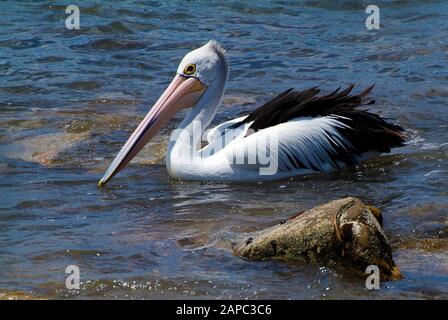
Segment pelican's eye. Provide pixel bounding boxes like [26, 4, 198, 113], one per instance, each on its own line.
[184, 64, 196, 75]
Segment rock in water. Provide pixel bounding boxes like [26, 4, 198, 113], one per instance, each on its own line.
[233, 197, 402, 281]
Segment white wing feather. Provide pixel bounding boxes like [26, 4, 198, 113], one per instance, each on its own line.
[200, 116, 251, 157]
[205, 116, 247, 143]
[221, 115, 355, 173]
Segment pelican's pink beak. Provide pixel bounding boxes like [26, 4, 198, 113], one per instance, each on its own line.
[98, 74, 206, 186]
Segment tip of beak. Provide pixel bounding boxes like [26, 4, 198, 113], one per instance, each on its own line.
[97, 178, 105, 187]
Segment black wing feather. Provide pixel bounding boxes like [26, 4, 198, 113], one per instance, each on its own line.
[230, 84, 405, 165]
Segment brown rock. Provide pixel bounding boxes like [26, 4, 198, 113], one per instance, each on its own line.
[233, 197, 402, 281]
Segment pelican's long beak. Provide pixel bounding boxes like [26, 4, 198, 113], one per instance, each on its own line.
[98, 74, 206, 186]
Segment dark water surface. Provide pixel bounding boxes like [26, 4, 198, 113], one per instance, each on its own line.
[0, 0, 447, 299]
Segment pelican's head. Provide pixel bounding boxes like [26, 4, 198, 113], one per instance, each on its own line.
[177, 40, 229, 86]
[98, 40, 228, 186]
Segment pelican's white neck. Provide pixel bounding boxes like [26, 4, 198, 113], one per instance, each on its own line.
[166, 72, 227, 176]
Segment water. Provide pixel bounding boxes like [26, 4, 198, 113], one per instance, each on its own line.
[0, 0, 447, 299]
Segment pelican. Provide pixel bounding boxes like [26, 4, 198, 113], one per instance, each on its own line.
[98, 40, 405, 185]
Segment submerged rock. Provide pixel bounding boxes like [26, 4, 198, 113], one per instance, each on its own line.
[0, 131, 90, 165]
[0, 291, 40, 300]
[233, 197, 402, 281]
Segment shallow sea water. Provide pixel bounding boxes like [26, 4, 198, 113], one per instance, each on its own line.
[0, 0, 447, 299]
